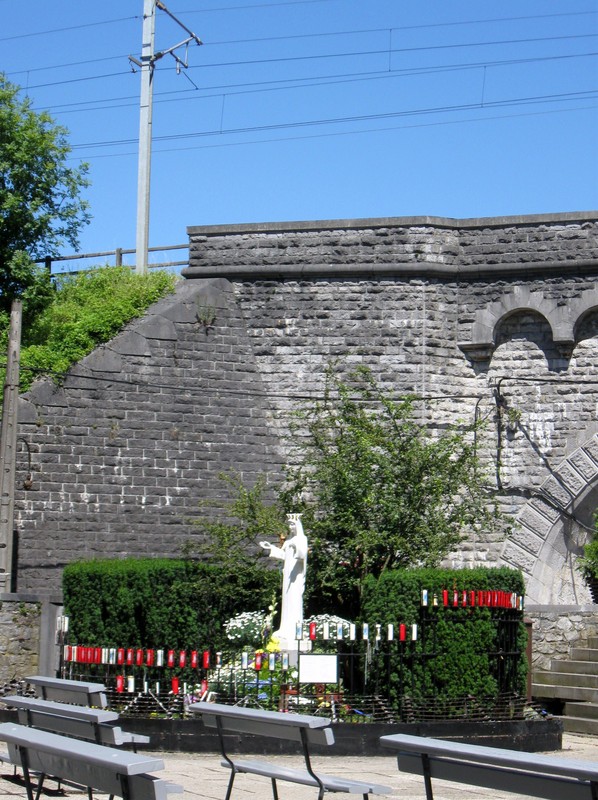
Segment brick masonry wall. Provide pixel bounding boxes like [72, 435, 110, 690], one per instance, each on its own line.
[10, 213, 598, 609]
[14, 279, 286, 592]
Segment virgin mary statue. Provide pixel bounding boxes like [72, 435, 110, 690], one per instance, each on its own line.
[260, 513, 307, 651]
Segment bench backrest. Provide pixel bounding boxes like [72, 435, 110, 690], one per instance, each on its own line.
[0, 723, 165, 800]
[380, 734, 598, 800]
[189, 702, 335, 747]
[26, 675, 108, 707]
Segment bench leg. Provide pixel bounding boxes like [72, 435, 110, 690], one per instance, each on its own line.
[270, 778, 279, 800]
[33, 772, 46, 800]
[421, 754, 434, 800]
[224, 770, 236, 800]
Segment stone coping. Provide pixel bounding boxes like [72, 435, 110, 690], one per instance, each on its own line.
[187, 211, 598, 237]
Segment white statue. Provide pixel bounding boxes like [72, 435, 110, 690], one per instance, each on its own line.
[260, 513, 308, 651]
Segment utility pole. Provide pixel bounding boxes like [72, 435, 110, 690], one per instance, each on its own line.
[132, 0, 202, 275]
[134, 0, 156, 276]
[0, 299, 22, 594]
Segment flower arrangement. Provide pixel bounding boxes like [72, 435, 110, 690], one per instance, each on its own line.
[224, 610, 270, 648]
[304, 613, 352, 638]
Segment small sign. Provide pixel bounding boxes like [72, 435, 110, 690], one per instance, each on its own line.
[299, 654, 338, 684]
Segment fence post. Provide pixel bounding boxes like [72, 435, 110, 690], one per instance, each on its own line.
[44, 256, 52, 273]
[115, 248, 122, 267]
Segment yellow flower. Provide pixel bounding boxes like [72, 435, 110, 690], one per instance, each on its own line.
[266, 636, 280, 653]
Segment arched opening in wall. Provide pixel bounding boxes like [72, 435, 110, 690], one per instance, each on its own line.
[493, 310, 562, 370]
[530, 483, 598, 605]
[573, 308, 598, 370]
[575, 307, 598, 342]
[570, 308, 598, 565]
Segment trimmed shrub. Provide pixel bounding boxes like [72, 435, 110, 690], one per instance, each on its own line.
[62, 558, 279, 651]
[360, 567, 527, 706]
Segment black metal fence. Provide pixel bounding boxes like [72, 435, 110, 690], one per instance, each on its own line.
[56, 605, 528, 723]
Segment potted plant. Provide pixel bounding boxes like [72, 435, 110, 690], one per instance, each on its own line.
[577, 537, 598, 603]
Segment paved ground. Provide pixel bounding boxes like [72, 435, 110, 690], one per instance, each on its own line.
[1, 733, 597, 800]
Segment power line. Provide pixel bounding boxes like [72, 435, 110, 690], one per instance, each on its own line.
[7, 8, 595, 77]
[69, 88, 598, 152]
[188, 8, 597, 33]
[0, 16, 138, 43]
[33, 50, 598, 117]
[10, 30, 596, 93]
[70, 103, 597, 161]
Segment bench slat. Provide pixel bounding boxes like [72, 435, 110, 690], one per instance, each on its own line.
[0, 723, 169, 800]
[225, 758, 390, 795]
[3, 696, 118, 723]
[191, 703, 391, 798]
[26, 676, 107, 708]
[2, 696, 149, 747]
[380, 734, 598, 783]
[0, 724, 163, 775]
[189, 702, 334, 746]
[398, 752, 591, 800]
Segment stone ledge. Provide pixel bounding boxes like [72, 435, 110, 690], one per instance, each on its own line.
[187, 212, 598, 237]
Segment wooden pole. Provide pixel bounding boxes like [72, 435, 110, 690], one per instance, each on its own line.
[0, 299, 22, 593]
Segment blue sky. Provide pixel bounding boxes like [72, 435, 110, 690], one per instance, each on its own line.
[2, 0, 598, 266]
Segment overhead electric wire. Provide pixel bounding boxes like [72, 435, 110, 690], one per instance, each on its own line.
[69, 88, 598, 152]
[182, 32, 598, 74]
[37, 50, 598, 117]
[6, 8, 595, 80]
[188, 8, 597, 36]
[0, 15, 138, 43]
[10, 30, 596, 93]
[70, 102, 596, 161]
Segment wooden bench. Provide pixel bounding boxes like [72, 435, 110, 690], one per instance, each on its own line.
[380, 732, 598, 800]
[189, 701, 391, 800]
[25, 675, 108, 707]
[2, 695, 150, 749]
[0, 722, 182, 800]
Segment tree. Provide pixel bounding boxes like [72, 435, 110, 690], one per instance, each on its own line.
[0, 74, 90, 322]
[185, 472, 286, 568]
[281, 365, 503, 617]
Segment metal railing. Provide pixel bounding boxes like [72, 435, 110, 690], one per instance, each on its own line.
[36, 243, 189, 275]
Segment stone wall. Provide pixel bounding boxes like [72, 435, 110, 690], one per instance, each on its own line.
[527, 606, 598, 670]
[9, 212, 598, 606]
[0, 598, 41, 682]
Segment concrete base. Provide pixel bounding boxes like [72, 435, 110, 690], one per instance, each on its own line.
[107, 716, 563, 755]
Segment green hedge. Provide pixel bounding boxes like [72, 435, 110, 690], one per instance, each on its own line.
[361, 567, 527, 704]
[63, 558, 279, 651]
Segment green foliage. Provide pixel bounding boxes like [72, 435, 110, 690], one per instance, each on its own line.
[577, 515, 598, 582]
[185, 472, 287, 568]
[62, 558, 280, 652]
[281, 365, 504, 617]
[577, 538, 598, 582]
[361, 567, 527, 705]
[0, 74, 90, 320]
[0, 266, 177, 398]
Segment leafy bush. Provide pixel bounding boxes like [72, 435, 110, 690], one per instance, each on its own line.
[280, 365, 506, 617]
[0, 266, 177, 398]
[63, 558, 279, 652]
[361, 567, 527, 705]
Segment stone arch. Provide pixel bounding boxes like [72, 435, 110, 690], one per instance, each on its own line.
[502, 434, 598, 604]
[459, 288, 575, 362]
[573, 289, 598, 342]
